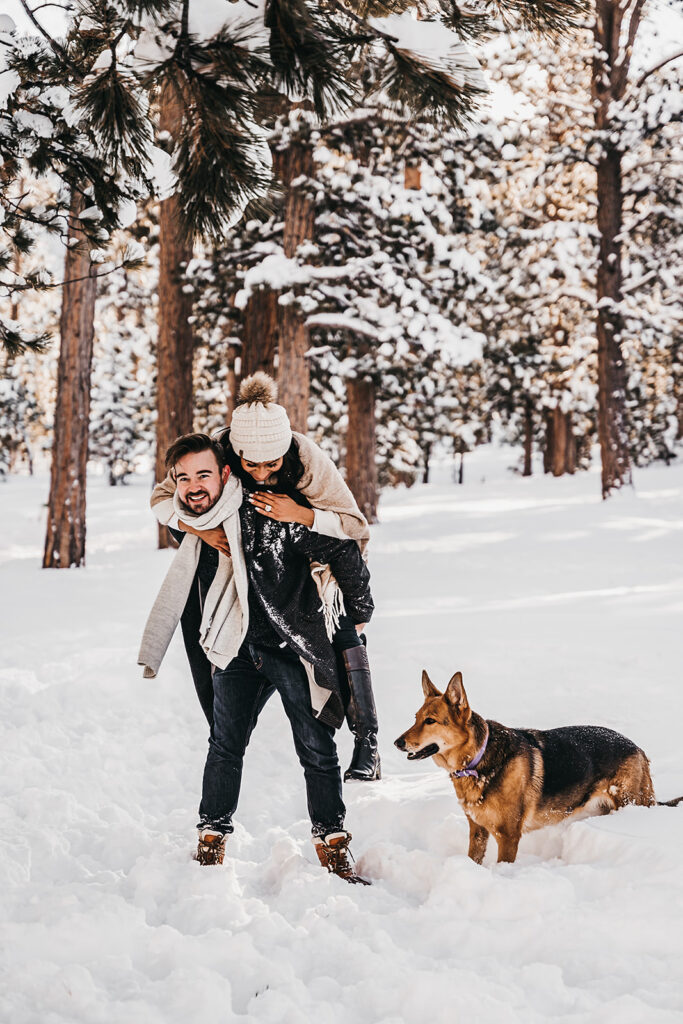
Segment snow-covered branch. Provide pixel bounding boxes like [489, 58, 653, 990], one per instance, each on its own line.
[636, 48, 683, 88]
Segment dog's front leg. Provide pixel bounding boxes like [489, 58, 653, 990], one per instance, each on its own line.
[467, 817, 489, 864]
[494, 830, 521, 864]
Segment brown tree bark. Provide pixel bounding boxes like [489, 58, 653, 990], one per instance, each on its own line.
[592, 0, 637, 497]
[155, 82, 194, 547]
[224, 344, 238, 425]
[550, 408, 576, 476]
[277, 138, 315, 431]
[422, 441, 432, 483]
[346, 368, 378, 522]
[594, 146, 631, 495]
[43, 193, 97, 568]
[404, 164, 421, 190]
[523, 401, 533, 477]
[543, 411, 553, 474]
[240, 288, 278, 382]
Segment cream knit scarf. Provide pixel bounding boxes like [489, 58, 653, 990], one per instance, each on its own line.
[138, 476, 249, 678]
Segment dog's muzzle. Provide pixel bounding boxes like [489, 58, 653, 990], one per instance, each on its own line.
[394, 736, 440, 761]
[406, 743, 440, 761]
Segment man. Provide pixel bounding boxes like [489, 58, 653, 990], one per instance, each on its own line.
[140, 433, 374, 884]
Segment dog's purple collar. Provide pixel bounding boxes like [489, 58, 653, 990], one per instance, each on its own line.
[451, 726, 489, 780]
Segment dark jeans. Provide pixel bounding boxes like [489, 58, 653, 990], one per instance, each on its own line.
[182, 601, 365, 730]
[198, 642, 346, 837]
[180, 577, 215, 726]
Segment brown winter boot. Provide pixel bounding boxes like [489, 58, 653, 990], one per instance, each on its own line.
[196, 828, 227, 866]
[312, 831, 371, 885]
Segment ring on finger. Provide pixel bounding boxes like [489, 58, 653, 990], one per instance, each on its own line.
[264, 503, 272, 513]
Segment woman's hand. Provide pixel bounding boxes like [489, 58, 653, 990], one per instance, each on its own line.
[248, 492, 314, 528]
[179, 521, 231, 556]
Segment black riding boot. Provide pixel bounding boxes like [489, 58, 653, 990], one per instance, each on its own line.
[343, 645, 381, 782]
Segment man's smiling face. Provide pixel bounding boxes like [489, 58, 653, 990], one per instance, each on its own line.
[174, 449, 229, 514]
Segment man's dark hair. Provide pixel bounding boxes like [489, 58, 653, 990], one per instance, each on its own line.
[165, 433, 225, 474]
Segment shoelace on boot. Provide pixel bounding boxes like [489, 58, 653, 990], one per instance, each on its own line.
[327, 839, 354, 876]
[197, 834, 225, 865]
[325, 836, 370, 883]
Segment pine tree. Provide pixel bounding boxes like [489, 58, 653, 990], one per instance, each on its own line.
[589, 0, 682, 494]
[460, 22, 681, 484]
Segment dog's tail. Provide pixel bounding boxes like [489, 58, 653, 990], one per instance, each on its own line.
[657, 795, 683, 807]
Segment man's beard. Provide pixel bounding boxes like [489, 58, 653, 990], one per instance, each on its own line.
[180, 488, 221, 514]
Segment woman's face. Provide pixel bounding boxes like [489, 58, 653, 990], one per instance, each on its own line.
[240, 455, 284, 485]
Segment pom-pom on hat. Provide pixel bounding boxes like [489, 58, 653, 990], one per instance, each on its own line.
[229, 372, 292, 462]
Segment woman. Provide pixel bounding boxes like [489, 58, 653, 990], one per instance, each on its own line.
[150, 372, 381, 782]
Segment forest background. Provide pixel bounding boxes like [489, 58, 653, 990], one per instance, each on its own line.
[1, 0, 682, 567]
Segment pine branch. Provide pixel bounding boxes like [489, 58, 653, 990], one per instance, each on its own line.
[372, 38, 488, 129]
[636, 48, 683, 88]
[182, 23, 273, 88]
[335, 0, 415, 17]
[437, 3, 494, 42]
[2, 253, 144, 297]
[117, 0, 176, 17]
[265, 0, 359, 118]
[0, 319, 51, 356]
[19, 0, 83, 78]
[75, 64, 153, 180]
[485, 0, 589, 35]
[160, 67, 273, 239]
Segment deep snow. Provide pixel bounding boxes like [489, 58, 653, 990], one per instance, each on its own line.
[2, 447, 683, 1024]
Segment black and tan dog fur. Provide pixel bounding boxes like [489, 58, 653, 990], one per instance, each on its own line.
[395, 670, 681, 865]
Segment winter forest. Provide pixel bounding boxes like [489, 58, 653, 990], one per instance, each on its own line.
[1, 0, 681, 556]
[2, 0, 683, 1021]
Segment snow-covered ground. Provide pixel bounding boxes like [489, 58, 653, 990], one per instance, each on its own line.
[2, 447, 683, 1024]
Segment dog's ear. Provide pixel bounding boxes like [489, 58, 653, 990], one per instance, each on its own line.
[444, 671, 469, 711]
[421, 670, 442, 699]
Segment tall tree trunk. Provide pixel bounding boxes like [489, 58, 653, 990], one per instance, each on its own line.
[404, 164, 421, 190]
[155, 83, 194, 548]
[566, 420, 577, 474]
[241, 288, 278, 382]
[550, 408, 576, 476]
[346, 370, 378, 522]
[592, 0, 634, 497]
[523, 401, 533, 477]
[21, 423, 34, 477]
[675, 339, 683, 440]
[277, 138, 315, 431]
[43, 193, 97, 568]
[543, 411, 554, 474]
[341, 147, 393, 520]
[224, 343, 239, 424]
[594, 147, 631, 495]
[422, 441, 432, 484]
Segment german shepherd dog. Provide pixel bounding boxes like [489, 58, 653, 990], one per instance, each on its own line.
[395, 671, 682, 864]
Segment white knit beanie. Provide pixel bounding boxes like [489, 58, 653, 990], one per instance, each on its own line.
[229, 372, 292, 462]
